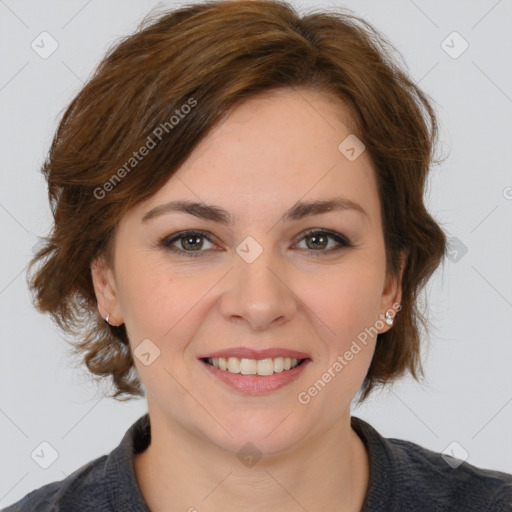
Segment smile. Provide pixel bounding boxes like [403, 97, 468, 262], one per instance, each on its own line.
[204, 356, 304, 376]
[199, 357, 312, 395]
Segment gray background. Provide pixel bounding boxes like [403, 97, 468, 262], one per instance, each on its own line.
[1, 0, 511, 507]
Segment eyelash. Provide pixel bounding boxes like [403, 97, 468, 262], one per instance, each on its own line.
[159, 229, 353, 258]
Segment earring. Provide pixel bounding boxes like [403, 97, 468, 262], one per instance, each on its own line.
[105, 314, 110, 325]
[385, 311, 393, 326]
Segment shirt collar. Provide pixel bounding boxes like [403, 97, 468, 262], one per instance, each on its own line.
[104, 413, 152, 512]
[103, 413, 395, 512]
[351, 415, 396, 511]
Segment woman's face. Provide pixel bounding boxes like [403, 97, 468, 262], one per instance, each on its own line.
[92, 87, 403, 455]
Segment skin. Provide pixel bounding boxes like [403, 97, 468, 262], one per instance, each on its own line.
[91, 87, 406, 512]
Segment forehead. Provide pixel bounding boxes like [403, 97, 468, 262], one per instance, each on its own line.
[132, 87, 380, 227]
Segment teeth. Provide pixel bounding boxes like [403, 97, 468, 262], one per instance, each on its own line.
[239, 358, 256, 374]
[227, 357, 239, 373]
[206, 357, 301, 376]
[257, 358, 274, 376]
[273, 357, 284, 373]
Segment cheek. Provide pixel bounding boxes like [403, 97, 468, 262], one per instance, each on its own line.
[115, 254, 220, 350]
[296, 266, 382, 411]
[113, 248, 179, 336]
[298, 261, 383, 345]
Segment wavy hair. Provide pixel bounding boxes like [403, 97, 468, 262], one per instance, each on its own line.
[28, 0, 447, 402]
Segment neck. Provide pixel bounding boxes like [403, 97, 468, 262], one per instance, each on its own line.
[134, 406, 370, 512]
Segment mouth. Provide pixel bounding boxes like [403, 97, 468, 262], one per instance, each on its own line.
[198, 354, 312, 395]
[201, 356, 309, 376]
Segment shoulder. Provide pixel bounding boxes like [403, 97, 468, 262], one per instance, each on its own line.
[389, 436, 512, 510]
[2, 454, 109, 512]
[2, 414, 151, 512]
[351, 416, 512, 512]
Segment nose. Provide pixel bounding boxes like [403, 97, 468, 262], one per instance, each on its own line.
[219, 242, 297, 331]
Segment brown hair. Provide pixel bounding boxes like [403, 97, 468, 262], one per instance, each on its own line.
[28, 0, 447, 402]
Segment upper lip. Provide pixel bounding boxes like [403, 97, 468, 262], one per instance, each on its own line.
[198, 347, 311, 360]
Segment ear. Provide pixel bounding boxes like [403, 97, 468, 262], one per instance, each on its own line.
[90, 256, 124, 326]
[378, 250, 407, 333]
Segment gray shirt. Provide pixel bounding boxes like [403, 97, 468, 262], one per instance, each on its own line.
[3, 413, 512, 511]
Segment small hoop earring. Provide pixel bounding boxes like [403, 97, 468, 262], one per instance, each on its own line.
[385, 311, 393, 326]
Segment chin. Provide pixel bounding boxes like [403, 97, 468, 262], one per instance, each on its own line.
[198, 411, 310, 459]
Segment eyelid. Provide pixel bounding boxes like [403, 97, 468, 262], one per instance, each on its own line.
[159, 228, 353, 257]
[295, 228, 352, 247]
[160, 229, 218, 255]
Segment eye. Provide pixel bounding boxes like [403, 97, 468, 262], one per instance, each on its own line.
[160, 230, 216, 258]
[294, 229, 353, 256]
[159, 228, 353, 258]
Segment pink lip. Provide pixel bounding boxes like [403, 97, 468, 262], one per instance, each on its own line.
[199, 358, 312, 395]
[198, 347, 311, 360]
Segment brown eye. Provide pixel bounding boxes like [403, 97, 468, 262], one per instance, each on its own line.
[304, 232, 329, 250]
[161, 230, 216, 258]
[179, 234, 205, 251]
[295, 229, 352, 256]
[160, 228, 352, 259]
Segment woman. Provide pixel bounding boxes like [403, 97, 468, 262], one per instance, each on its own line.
[5, 0, 511, 510]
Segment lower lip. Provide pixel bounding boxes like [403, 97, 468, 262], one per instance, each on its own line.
[199, 359, 311, 395]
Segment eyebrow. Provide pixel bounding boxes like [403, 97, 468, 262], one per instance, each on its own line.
[141, 197, 368, 224]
